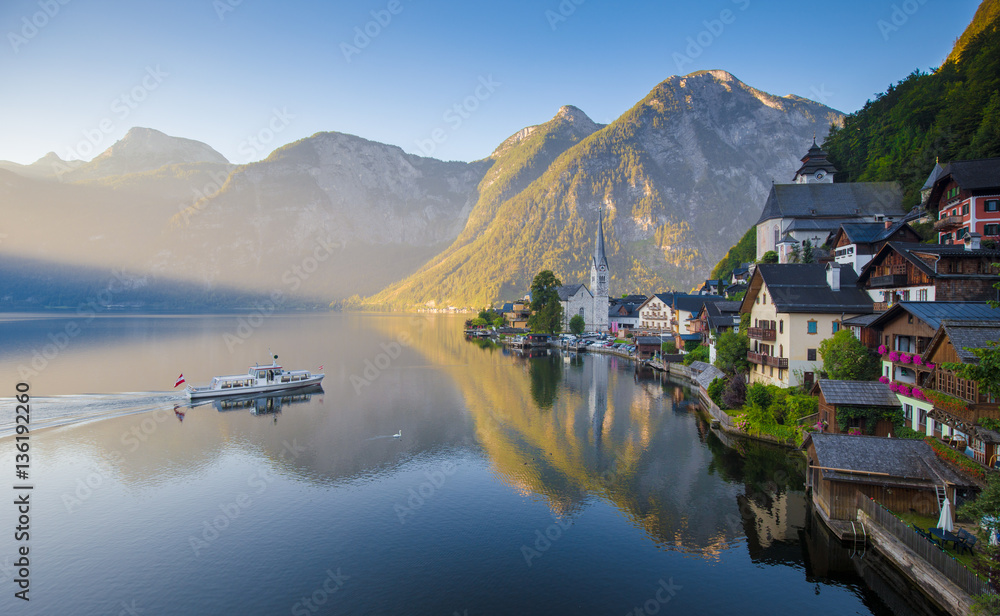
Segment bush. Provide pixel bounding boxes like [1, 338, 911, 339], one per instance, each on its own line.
[661, 340, 678, 354]
[707, 377, 726, 408]
[746, 382, 773, 410]
[896, 426, 924, 439]
[683, 344, 709, 366]
[722, 377, 746, 410]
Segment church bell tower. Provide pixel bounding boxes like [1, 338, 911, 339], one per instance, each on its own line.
[590, 209, 610, 331]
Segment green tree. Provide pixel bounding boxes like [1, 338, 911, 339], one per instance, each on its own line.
[569, 314, 586, 335]
[715, 330, 750, 375]
[759, 251, 778, 264]
[683, 344, 709, 365]
[958, 473, 1000, 613]
[788, 243, 801, 263]
[818, 330, 881, 381]
[527, 270, 564, 334]
[802, 239, 815, 264]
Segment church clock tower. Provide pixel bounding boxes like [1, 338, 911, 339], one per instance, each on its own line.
[590, 209, 610, 332]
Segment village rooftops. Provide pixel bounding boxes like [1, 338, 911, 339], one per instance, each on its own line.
[857, 241, 1000, 285]
[925, 319, 1000, 364]
[815, 379, 899, 408]
[806, 433, 973, 488]
[742, 264, 874, 314]
[556, 284, 591, 301]
[755, 182, 905, 226]
[926, 158, 1000, 204]
[866, 301, 1000, 331]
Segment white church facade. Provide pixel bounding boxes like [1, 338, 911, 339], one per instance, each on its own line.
[558, 209, 610, 332]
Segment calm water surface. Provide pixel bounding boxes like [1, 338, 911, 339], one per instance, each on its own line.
[0, 313, 944, 615]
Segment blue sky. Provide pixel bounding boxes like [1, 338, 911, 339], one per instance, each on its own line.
[0, 0, 982, 165]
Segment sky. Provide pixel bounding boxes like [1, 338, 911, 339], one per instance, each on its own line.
[0, 0, 983, 165]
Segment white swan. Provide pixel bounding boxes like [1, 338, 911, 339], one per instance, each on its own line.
[393, 430, 402, 438]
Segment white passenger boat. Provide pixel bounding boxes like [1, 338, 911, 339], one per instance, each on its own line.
[185, 355, 324, 400]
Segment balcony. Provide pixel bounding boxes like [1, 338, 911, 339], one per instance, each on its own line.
[873, 302, 889, 312]
[748, 327, 777, 341]
[934, 215, 964, 231]
[869, 274, 908, 288]
[747, 351, 789, 369]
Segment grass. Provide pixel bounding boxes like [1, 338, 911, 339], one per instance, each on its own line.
[896, 510, 982, 571]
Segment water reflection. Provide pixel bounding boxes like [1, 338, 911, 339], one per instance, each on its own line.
[202, 385, 323, 416]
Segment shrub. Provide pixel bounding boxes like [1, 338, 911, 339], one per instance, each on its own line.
[683, 344, 709, 366]
[707, 377, 726, 408]
[746, 382, 772, 410]
[722, 377, 747, 410]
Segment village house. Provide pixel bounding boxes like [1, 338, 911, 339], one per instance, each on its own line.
[924, 157, 1000, 245]
[608, 295, 646, 333]
[805, 433, 975, 523]
[697, 279, 723, 295]
[860, 302, 1000, 441]
[829, 218, 922, 275]
[741, 263, 874, 389]
[672, 294, 726, 348]
[814, 379, 901, 437]
[921, 319, 1000, 467]
[691, 300, 741, 363]
[856, 239, 1000, 309]
[502, 298, 532, 329]
[557, 283, 594, 330]
[754, 140, 906, 261]
[636, 293, 676, 334]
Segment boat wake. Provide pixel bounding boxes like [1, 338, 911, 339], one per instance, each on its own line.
[0, 392, 189, 437]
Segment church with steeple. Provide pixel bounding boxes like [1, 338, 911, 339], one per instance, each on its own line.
[557, 209, 611, 332]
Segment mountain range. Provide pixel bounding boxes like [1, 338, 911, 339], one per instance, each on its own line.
[1, 71, 841, 311]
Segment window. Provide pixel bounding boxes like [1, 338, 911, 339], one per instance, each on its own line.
[579, 308, 585, 316]
[917, 289, 928, 301]
[807, 320, 817, 334]
[985, 223, 1000, 237]
[919, 409, 927, 430]
[779, 345, 783, 357]
[940, 233, 952, 244]
[963, 203, 970, 215]
[832, 321, 840, 334]
[807, 348, 817, 361]
[986, 199, 1000, 212]
[904, 404, 913, 421]
[779, 320, 783, 334]
[957, 227, 969, 240]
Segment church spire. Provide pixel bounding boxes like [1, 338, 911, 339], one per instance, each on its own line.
[594, 208, 608, 269]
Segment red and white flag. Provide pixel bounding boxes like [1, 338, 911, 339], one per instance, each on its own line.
[174, 374, 186, 388]
[318, 365, 324, 371]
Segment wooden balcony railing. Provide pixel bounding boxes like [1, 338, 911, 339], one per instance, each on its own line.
[748, 327, 777, 341]
[934, 215, 964, 231]
[747, 351, 789, 369]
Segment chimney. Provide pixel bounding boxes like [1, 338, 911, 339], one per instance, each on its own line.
[884, 220, 892, 230]
[826, 263, 841, 291]
[966, 232, 982, 251]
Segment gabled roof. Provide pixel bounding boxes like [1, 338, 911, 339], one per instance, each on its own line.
[672, 293, 726, 314]
[921, 161, 945, 192]
[742, 264, 874, 314]
[816, 379, 899, 407]
[930, 158, 1000, 195]
[557, 284, 591, 301]
[867, 302, 1000, 332]
[635, 336, 663, 345]
[755, 182, 905, 226]
[695, 365, 726, 390]
[858, 242, 1000, 284]
[833, 220, 919, 246]
[636, 292, 677, 313]
[807, 433, 972, 487]
[924, 319, 1000, 364]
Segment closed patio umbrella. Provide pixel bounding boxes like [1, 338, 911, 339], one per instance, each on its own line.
[937, 497, 954, 533]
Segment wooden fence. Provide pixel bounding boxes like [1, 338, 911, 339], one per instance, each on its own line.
[856, 493, 994, 598]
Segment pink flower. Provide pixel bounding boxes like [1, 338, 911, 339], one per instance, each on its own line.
[911, 387, 923, 400]
[879, 376, 890, 384]
[888, 351, 901, 362]
[889, 382, 900, 392]
[899, 385, 912, 396]
[926, 363, 936, 371]
[901, 353, 913, 364]
[878, 345, 888, 355]
[913, 356, 923, 366]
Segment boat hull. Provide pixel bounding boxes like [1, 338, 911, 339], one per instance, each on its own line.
[186, 375, 325, 400]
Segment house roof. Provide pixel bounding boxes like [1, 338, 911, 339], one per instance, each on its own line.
[673, 293, 725, 314]
[557, 284, 591, 301]
[932, 320, 1000, 364]
[501, 302, 515, 313]
[858, 242, 1000, 284]
[835, 219, 919, 246]
[755, 182, 905, 226]
[934, 158, 1000, 193]
[732, 263, 750, 276]
[635, 336, 663, 346]
[743, 264, 874, 314]
[695, 365, 726, 390]
[725, 283, 748, 297]
[921, 162, 945, 191]
[816, 379, 900, 407]
[704, 301, 741, 332]
[840, 313, 882, 328]
[867, 302, 1000, 332]
[807, 433, 973, 487]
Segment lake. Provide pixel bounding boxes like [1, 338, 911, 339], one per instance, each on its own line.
[0, 313, 945, 615]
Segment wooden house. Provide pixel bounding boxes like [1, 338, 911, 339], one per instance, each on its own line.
[922, 319, 1000, 466]
[857, 241, 1000, 310]
[924, 157, 1000, 244]
[805, 433, 975, 523]
[814, 379, 901, 436]
[829, 219, 921, 275]
[634, 336, 663, 361]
